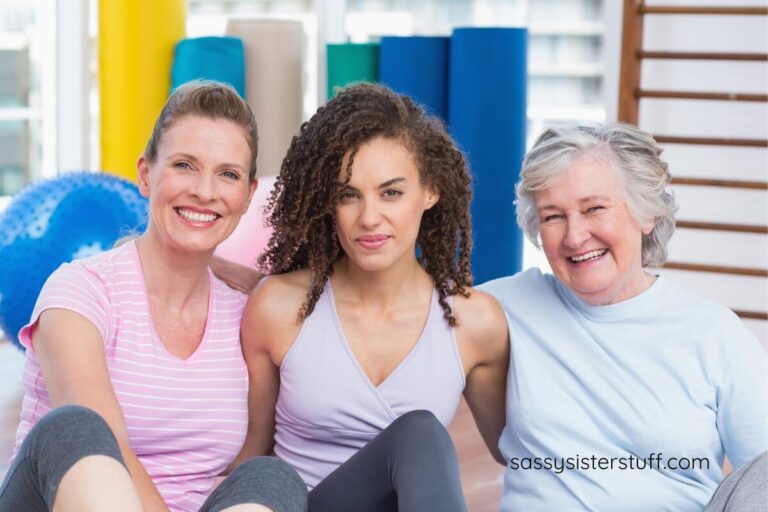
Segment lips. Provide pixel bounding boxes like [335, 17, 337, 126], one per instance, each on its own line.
[174, 207, 220, 225]
[356, 235, 390, 250]
[567, 249, 608, 264]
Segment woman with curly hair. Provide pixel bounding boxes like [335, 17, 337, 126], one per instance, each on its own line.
[238, 83, 509, 511]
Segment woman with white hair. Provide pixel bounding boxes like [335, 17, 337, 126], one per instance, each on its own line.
[480, 123, 767, 511]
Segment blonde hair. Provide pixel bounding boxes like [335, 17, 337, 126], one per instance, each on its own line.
[144, 80, 258, 181]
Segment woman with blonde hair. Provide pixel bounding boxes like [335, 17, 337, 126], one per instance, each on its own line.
[2, 81, 306, 512]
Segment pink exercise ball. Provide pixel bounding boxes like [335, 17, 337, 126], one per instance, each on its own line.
[215, 174, 275, 267]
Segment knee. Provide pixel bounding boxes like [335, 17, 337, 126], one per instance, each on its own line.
[390, 410, 447, 440]
[27, 406, 116, 458]
[234, 457, 306, 493]
[388, 410, 455, 459]
[33, 406, 110, 442]
[41, 405, 107, 428]
[224, 457, 307, 512]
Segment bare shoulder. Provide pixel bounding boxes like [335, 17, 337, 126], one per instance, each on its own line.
[245, 269, 312, 324]
[453, 288, 508, 337]
[452, 288, 509, 363]
[242, 269, 312, 360]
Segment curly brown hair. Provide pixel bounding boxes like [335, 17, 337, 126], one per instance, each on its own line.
[259, 83, 473, 325]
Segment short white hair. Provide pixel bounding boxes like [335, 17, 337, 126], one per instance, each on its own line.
[515, 122, 678, 267]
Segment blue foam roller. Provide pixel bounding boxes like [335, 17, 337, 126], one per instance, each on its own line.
[171, 37, 246, 97]
[380, 36, 449, 120]
[448, 27, 527, 284]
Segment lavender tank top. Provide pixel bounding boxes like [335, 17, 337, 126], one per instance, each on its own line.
[274, 280, 466, 488]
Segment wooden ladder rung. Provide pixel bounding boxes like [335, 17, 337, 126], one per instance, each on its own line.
[637, 89, 768, 102]
[676, 221, 768, 234]
[639, 6, 768, 16]
[671, 178, 768, 190]
[664, 261, 768, 278]
[654, 135, 768, 147]
[638, 50, 768, 61]
[733, 310, 768, 321]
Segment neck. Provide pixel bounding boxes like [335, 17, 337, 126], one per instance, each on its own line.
[580, 268, 657, 306]
[332, 255, 432, 309]
[135, 229, 211, 308]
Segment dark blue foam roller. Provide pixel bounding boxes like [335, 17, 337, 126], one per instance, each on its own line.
[448, 27, 527, 284]
[380, 36, 450, 121]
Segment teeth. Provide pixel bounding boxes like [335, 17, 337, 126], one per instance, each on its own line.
[570, 249, 607, 262]
[177, 208, 218, 222]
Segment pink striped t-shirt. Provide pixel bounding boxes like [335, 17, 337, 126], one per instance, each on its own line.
[13, 240, 249, 512]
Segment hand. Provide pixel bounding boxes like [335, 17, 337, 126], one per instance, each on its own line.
[210, 256, 264, 294]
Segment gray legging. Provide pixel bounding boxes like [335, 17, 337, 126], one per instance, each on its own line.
[705, 451, 768, 512]
[308, 410, 468, 512]
[0, 405, 307, 512]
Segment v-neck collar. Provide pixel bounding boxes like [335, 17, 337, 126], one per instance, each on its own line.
[325, 279, 436, 393]
[130, 240, 214, 364]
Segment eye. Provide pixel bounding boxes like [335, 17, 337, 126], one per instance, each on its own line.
[542, 214, 564, 223]
[173, 161, 192, 170]
[221, 169, 242, 180]
[382, 188, 403, 199]
[338, 190, 359, 203]
[586, 206, 605, 214]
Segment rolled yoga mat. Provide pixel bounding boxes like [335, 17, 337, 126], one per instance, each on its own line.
[226, 19, 303, 177]
[326, 43, 379, 99]
[99, 0, 185, 182]
[379, 36, 449, 121]
[448, 27, 527, 284]
[171, 37, 246, 97]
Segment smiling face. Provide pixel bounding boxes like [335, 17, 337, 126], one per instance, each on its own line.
[137, 115, 256, 255]
[535, 154, 655, 305]
[335, 137, 439, 273]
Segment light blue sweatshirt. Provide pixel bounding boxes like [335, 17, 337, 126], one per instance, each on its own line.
[480, 269, 767, 512]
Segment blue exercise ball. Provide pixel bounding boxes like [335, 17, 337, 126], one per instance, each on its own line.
[0, 172, 148, 349]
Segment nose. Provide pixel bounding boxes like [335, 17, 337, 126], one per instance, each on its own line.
[190, 172, 215, 202]
[358, 197, 383, 229]
[563, 214, 591, 249]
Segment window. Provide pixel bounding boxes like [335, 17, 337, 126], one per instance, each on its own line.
[0, 1, 55, 205]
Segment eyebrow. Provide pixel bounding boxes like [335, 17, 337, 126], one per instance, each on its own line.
[537, 195, 612, 212]
[168, 153, 246, 171]
[340, 177, 407, 191]
[580, 195, 611, 204]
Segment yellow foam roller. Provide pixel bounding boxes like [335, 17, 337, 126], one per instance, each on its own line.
[99, 0, 185, 181]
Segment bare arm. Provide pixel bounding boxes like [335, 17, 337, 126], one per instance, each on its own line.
[457, 291, 510, 465]
[226, 276, 304, 469]
[34, 308, 169, 512]
[209, 256, 263, 294]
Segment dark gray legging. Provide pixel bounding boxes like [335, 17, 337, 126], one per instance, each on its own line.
[0, 405, 307, 512]
[308, 410, 468, 512]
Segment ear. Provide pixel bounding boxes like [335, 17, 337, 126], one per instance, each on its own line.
[243, 177, 258, 213]
[424, 186, 440, 210]
[641, 220, 654, 236]
[137, 156, 151, 198]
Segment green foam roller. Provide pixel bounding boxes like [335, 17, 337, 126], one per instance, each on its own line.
[326, 43, 380, 99]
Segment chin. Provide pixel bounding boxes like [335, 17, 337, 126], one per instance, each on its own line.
[356, 261, 392, 273]
[349, 254, 395, 272]
[171, 237, 219, 255]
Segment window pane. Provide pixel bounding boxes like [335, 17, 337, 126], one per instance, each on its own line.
[0, 0, 48, 197]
